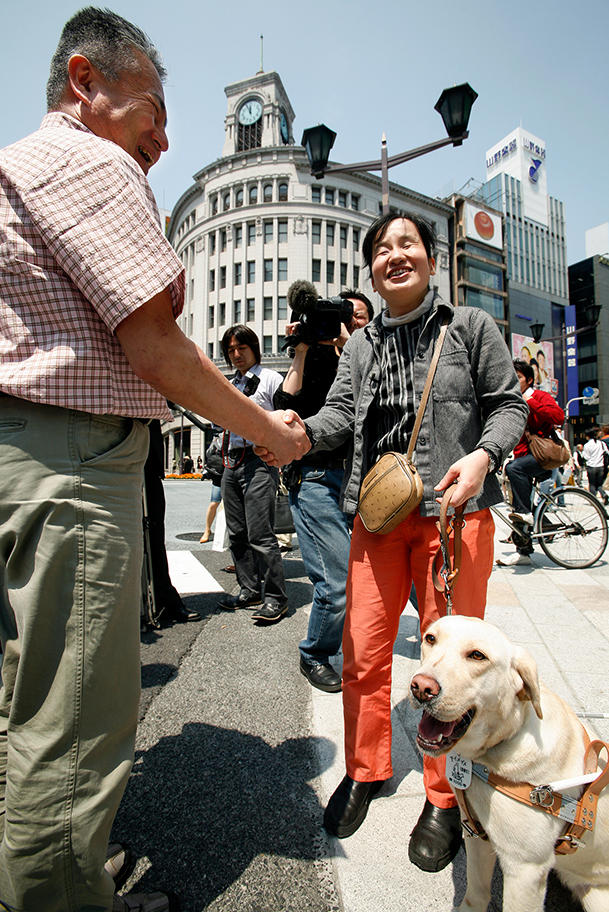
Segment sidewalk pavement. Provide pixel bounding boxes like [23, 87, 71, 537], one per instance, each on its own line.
[311, 523, 609, 912]
[119, 481, 609, 911]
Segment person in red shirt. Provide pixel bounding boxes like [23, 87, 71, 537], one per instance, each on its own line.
[498, 359, 565, 565]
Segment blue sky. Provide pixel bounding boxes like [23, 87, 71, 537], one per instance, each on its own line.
[2, 0, 607, 263]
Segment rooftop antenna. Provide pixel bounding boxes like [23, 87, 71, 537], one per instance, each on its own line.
[257, 35, 264, 74]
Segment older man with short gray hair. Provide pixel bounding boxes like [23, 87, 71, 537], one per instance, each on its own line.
[0, 8, 307, 912]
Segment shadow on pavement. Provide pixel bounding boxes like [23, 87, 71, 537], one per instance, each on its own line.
[113, 723, 335, 911]
[138, 595, 217, 719]
[141, 662, 177, 690]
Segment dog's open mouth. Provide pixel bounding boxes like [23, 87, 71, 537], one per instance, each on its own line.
[416, 708, 476, 755]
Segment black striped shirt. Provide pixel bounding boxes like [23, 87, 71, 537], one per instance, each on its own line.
[369, 316, 425, 460]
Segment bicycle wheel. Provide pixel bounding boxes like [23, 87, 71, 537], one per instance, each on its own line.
[536, 486, 608, 569]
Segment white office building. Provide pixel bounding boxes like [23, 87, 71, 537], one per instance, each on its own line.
[465, 127, 568, 401]
[476, 127, 568, 319]
[586, 222, 609, 258]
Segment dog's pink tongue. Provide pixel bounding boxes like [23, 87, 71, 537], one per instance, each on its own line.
[419, 711, 457, 742]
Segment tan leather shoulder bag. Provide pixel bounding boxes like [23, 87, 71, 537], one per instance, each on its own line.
[358, 320, 448, 534]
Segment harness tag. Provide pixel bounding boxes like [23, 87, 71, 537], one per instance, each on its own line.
[447, 752, 472, 790]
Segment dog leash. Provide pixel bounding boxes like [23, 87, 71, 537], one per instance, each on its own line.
[432, 484, 467, 615]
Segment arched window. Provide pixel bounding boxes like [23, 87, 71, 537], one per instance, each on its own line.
[278, 182, 288, 202]
[211, 196, 218, 215]
[223, 192, 231, 211]
[237, 120, 262, 151]
[235, 188, 243, 208]
[249, 185, 258, 205]
[263, 183, 273, 203]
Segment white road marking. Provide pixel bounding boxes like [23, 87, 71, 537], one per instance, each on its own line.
[167, 550, 223, 594]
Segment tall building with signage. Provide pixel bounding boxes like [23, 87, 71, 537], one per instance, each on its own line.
[567, 255, 609, 431]
[165, 69, 454, 466]
[471, 127, 569, 400]
[446, 195, 508, 335]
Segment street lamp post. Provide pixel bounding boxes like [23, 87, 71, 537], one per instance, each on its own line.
[301, 83, 478, 214]
[179, 409, 184, 474]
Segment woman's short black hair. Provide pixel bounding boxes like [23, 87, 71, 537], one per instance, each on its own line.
[362, 213, 436, 275]
[221, 324, 261, 367]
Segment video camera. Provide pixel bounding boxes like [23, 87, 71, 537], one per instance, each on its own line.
[281, 280, 353, 349]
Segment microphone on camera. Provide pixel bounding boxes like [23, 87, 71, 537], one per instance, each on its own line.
[287, 279, 319, 316]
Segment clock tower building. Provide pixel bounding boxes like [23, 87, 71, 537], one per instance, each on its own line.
[165, 68, 453, 467]
[222, 71, 294, 157]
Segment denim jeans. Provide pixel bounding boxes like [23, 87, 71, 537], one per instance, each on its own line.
[289, 466, 351, 665]
[505, 454, 550, 513]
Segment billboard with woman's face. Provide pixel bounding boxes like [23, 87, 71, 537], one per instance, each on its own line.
[511, 334, 556, 395]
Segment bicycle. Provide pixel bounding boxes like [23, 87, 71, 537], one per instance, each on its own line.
[491, 478, 609, 569]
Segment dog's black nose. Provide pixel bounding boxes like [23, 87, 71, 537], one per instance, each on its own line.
[410, 674, 440, 703]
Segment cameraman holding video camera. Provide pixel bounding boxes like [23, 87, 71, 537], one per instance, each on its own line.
[274, 282, 373, 692]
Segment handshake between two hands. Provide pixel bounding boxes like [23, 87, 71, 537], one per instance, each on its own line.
[254, 409, 311, 467]
[253, 414, 490, 508]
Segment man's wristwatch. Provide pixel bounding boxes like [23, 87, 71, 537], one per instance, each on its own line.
[479, 446, 499, 475]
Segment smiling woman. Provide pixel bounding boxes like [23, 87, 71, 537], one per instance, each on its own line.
[368, 215, 436, 316]
[302, 209, 528, 871]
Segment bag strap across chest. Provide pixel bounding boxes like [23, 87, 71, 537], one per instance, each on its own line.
[405, 319, 449, 461]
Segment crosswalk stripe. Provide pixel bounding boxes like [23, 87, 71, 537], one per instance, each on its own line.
[167, 550, 223, 594]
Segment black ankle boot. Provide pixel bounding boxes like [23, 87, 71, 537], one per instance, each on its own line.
[323, 775, 384, 838]
[408, 799, 463, 872]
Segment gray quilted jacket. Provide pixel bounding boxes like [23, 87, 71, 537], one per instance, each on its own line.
[305, 292, 528, 517]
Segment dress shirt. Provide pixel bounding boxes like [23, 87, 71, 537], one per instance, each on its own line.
[224, 362, 282, 450]
[0, 112, 184, 418]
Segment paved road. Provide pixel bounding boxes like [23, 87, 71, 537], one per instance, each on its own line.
[112, 479, 609, 911]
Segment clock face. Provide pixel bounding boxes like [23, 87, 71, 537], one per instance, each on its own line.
[280, 111, 289, 143]
[239, 99, 263, 125]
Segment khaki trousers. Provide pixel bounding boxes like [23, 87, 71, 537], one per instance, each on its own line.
[0, 396, 149, 912]
[343, 508, 494, 808]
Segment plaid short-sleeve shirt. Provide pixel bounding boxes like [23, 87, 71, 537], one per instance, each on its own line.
[0, 112, 184, 418]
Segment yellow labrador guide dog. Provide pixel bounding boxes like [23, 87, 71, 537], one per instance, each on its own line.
[410, 615, 609, 912]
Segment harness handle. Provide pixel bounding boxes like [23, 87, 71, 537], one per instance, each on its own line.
[555, 739, 609, 854]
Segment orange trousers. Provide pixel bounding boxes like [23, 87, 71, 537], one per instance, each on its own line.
[342, 507, 494, 808]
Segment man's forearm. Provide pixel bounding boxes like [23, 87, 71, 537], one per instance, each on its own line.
[116, 292, 293, 453]
[163, 342, 277, 443]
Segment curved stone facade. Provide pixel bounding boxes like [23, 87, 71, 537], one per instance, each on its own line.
[163, 70, 453, 466]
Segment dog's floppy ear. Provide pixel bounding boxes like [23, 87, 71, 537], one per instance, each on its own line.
[512, 647, 543, 719]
